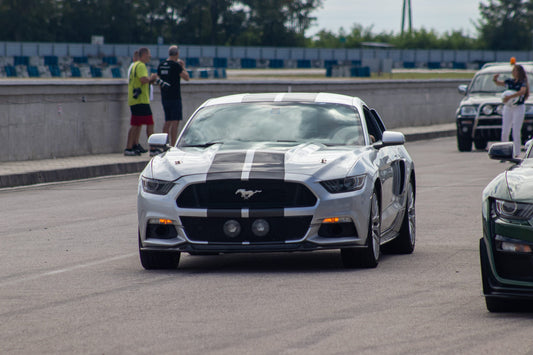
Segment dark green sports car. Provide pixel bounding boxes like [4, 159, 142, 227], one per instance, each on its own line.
[480, 141, 533, 312]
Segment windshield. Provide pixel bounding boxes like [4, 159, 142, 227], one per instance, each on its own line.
[469, 73, 513, 93]
[178, 102, 365, 147]
[469, 71, 533, 94]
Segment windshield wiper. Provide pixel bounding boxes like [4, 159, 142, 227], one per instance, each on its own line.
[181, 141, 224, 148]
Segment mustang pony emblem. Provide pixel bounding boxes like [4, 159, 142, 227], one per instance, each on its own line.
[235, 189, 262, 200]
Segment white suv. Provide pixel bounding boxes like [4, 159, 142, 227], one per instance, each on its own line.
[456, 62, 533, 151]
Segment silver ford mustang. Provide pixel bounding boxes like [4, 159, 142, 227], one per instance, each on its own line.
[137, 93, 416, 269]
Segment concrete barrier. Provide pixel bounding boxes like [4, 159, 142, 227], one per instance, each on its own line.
[0, 78, 468, 162]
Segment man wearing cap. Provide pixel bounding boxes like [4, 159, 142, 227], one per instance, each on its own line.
[157, 45, 190, 147]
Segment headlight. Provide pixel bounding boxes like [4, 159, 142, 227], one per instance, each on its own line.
[493, 199, 533, 221]
[460, 106, 477, 116]
[141, 177, 174, 195]
[481, 105, 494, 115]
[525, 105, 533, 115]
[321, 175, 365, 193]
[495, 104, 504, 115]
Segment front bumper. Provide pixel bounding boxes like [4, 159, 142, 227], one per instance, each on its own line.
[138, 175, 373, 253]
[480, 237, 533, 300]
[480, 209, 533, 299]
[457, 115, 533, 142]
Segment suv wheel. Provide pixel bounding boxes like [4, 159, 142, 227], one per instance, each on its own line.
[457, 133, 472, 152]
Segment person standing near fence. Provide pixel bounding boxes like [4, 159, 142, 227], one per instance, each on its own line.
[157, 45, 190, 146]
[125, 47, 158, 156]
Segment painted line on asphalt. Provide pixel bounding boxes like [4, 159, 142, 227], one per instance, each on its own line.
[0, 253, 137, 288]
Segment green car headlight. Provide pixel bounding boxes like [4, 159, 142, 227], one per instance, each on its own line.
[493, 199, 533, 221]
[141, 177, 174, 195]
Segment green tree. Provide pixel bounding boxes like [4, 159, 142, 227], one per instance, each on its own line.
[477, 0, 533, 50]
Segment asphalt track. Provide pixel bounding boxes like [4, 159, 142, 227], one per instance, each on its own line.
[2, 136, 533, 354]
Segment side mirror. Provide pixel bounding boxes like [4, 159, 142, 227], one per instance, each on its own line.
[373, 131, 405, 149]
[458, 84, 468, 95]
[148, 133, 171, 152]
[488, 142, 520, 163]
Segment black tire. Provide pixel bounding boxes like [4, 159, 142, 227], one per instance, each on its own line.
[341, 191, 380, 269]
[474, 137, 488, 151]
[457, 133, 472, 152]
[139, 234, 180, 270]
[382, 180, 415, 254]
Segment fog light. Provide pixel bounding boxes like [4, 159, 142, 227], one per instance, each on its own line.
[223, 220, 241, 238]
[251, 219, 269, 237]
[322, 216, 352, 224]
[496, 235, 533, 254]
[527, 125, 533, 132]
[462, 126, 469, 133]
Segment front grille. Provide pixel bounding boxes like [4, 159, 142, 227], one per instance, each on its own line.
[177, 179, 317, 209]
[181, 216, 312, 243]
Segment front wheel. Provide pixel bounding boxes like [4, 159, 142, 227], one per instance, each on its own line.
[457, 132, 472, 152]
[341, 191, 380, 269]
[139, 234, 180, 270]
[382, 180, 415, 254]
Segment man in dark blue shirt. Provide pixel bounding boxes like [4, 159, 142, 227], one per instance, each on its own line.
[157, 45, 190, 147]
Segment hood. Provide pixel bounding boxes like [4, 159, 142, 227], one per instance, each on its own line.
[461, 93, 533, 107]
[145, 141, 368, 182]
[505, 162, 533, 201]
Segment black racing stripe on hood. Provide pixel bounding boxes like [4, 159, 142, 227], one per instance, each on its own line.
[249, 151, 285, 180]
[207, 152, 247, 181]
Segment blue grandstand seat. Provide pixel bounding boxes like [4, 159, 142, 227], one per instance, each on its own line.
[49, 65, 61, 77]
[403, 61, 416, 68]
[103, 56, 117, 65]
[44, 56, 58, 65]
[241, 58, 256, 69]
[351, 60, 362, 66]
[27, 66, 40, 77]
[111, 67, 122, 78]
[428, 62, 441, 69]
[14, 56, 29, 66]
[213, 57, 227, 68]
[214, 68, 226, 79]
[297, 60, 311, 68]
[350, 66, 371, 77]
[324, 60, 338, 68]
[4, 65, 17, 77]
[71, 66, 81, 77]
[453, 62, 467, 69]
[73, 56, 88, 64]
[90, 66, 102, 77]
[269, 59, 284, 69]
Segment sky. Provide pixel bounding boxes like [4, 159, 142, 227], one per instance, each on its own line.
[308, 0, 482, 37]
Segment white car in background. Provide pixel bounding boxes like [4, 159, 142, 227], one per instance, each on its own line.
[456, 62, 533, 151]
[137, 93, 416, 269]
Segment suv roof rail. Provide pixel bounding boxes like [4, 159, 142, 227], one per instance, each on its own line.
[481, 61, 533, 69]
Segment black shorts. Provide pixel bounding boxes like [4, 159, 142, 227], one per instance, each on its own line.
[162, 100, 183, 121]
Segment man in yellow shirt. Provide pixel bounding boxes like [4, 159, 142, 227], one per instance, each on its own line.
[125, 47, 157, 156]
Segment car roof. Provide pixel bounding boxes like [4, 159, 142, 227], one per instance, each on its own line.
[479, 62, 533, 73]
[200, 93, 365, 108]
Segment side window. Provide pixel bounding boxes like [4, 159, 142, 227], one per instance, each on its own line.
[363, 106, 383, 142]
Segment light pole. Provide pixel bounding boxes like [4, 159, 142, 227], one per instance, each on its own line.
[401, 0, 412, 35]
